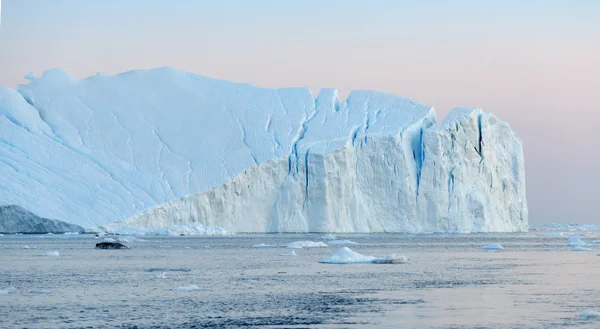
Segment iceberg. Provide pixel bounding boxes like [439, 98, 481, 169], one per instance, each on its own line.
[0, 68, 527, 233]
[319, 247, 408, 264]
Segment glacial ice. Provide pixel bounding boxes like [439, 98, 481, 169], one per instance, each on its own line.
[319, 247, 408, 264]
[0, 68, 528, 233]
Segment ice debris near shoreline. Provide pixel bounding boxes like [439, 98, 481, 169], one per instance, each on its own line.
[1, 68, 527, 233]
[319, 247, 408, 264]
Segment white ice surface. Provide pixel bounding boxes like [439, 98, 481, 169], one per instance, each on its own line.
[1, 68, 528, 233]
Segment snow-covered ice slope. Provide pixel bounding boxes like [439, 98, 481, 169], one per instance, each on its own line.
[0, 68, 527, 232]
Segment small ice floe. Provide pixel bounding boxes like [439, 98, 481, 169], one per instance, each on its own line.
[572, 246, 592, 252]
[153, 272, 168, 279]
[579, 311, 600, 318]
[171, 285, 200, 291]
[543, 232, 577, 237]
[0, 287, 17, 294]
[252, 243, 278, 248]
[31, 289, 52, 295]
[319, 247, 408, 264]
[567, 236, 600, 247]
[482, 244, 504, 251]
[285, 241, 328, 249]
[63, 232, 79, 235]
[279, 251, 296, 256]
[327, 240, 358, 246]
[103, 237, 117, 243]
[22, 245, 31, 249]
[321, 234, 336, 240]
[41, 251, 60, 257]
[147, 268, 191, 273]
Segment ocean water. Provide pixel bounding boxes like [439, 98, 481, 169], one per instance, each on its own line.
[1, 232, 599, 328]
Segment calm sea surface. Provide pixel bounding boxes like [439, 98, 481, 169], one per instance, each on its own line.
[1, 232, 599, 328]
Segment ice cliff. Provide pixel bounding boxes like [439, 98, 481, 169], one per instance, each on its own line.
[0, 68, 527, 232]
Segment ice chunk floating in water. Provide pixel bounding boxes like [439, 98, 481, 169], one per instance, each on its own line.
[252, 243, 278, 248]
[572, 246, 592, 252]
[285, 241, 328, 249]
[579, 311, 600, 318]
[279, 251, 297, 257]
[482, 244, 504, 251]
[41, 251, 59, 257]
[319, 247, 408, 264]
[0, 68, 527, 233]
[0, 287, 17, 294]
[171, 285, 200, 291]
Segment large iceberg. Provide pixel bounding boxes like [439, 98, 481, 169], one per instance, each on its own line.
[0, 68, 527, 232]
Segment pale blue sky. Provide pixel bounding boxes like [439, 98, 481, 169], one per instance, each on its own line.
[1, 0, 599, 224]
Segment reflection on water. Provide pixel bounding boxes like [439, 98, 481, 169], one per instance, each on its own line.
[1, 232, 599, 328]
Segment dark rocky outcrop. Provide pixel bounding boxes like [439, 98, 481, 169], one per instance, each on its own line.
[95, 242, 130, 249]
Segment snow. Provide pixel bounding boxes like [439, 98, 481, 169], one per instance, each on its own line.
[285, 241, 328, 249]
[327, 240, 358, 246]
[171, 285, 200, 291]
[0, 68, 527, 233]
[319, 247, 408, 264]
[482, 244, 504, 251]
[41, 251, 59, 257]
[279, 251, 297, 256]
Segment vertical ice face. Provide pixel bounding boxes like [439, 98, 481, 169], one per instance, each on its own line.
[0, 68, 527, 232]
